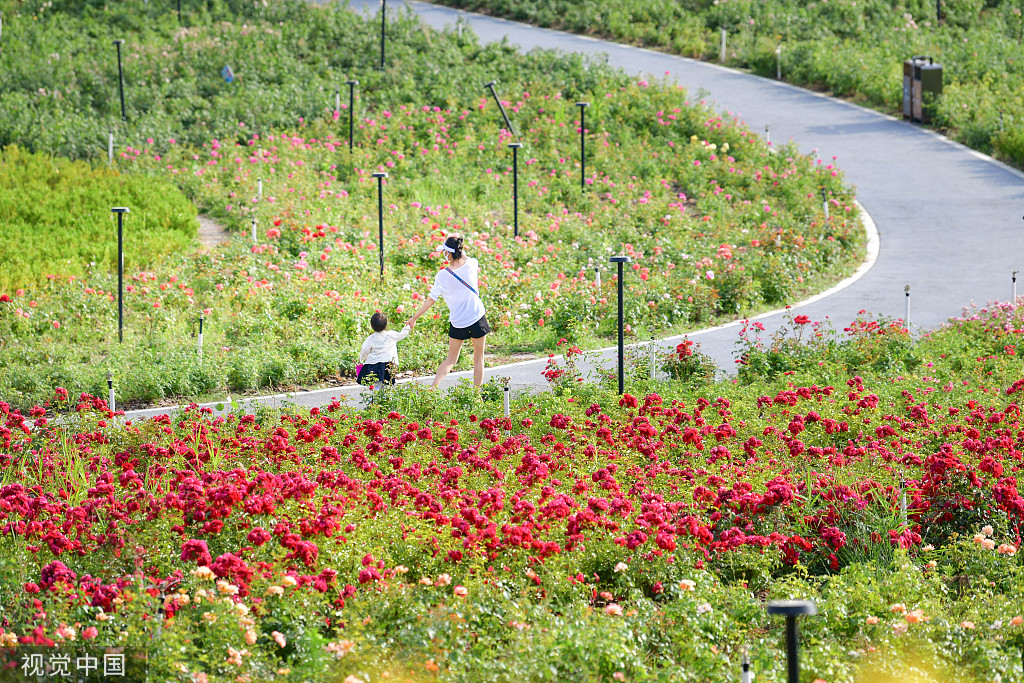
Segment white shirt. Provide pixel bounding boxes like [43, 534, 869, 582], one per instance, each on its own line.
[428, 258, 486, 328]
[359, 325, 411, 365]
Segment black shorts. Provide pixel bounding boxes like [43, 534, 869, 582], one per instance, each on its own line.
[448, 315, 491, 340]
[357, 361, 395, 385]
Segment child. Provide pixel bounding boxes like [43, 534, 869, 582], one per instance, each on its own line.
[357, 311, 411, 389]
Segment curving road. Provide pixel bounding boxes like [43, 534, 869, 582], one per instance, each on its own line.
[124, 0, 1024, 419]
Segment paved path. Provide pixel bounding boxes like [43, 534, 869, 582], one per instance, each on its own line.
[123, 1, 1024, 420]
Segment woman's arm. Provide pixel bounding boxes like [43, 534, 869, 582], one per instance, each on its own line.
[405, 297, 436, 329]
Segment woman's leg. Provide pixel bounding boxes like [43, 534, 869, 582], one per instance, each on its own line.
[471, 335, 486, 388]
[431, 337, 464, 388]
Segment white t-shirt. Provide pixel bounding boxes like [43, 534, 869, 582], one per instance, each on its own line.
[428, 258, 486, 329]
[359, 325, 411, 365]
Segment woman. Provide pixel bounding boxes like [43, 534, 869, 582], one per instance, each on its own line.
[405, 234, 491, 389]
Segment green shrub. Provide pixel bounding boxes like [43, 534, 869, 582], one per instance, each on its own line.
[0, 146, 197, 290]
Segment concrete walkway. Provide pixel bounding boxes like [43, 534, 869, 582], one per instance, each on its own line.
[123, 1, 1024, 420]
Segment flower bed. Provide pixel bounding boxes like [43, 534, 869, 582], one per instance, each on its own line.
[1, 303, 1022, 681]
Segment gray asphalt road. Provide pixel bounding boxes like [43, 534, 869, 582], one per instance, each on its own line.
[123, 0, 1024, 420]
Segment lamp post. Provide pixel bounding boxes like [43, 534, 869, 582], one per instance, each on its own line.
[177, 0, 181, 22]
[484, 81, 518, 138]
[576, 102, 589, 189]
[371, 172, 388, 280]
[509, 142, 522, 238]
[111, 207, 130, 342]
[766, 600, 817, 683]
[346, 79, 358, 152]
[820, 188, 829, 219]
[113, 39, 126, 121]
[379, 0, 386, 70]
[610, 255, 631, 395]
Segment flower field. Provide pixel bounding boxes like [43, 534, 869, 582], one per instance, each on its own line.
[1, 302, 1023, 682]
[5, 1, 1024, 681]
[0, 0, 861, 410]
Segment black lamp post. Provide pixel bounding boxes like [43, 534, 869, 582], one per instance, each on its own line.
[509, 142, 522, 238]
[379, 0, 386, 70]
[766, 600, 817, 683]
[177, 0, 181, 23]
[610, 255, 631, 395]
[484, 81, 518, 138]
[113, 39, 126, 121]
[576, 102, 589, 189]
[371, 171, 388, 280]
[111, 207, 130, 342]
[346, 79, 358, 152]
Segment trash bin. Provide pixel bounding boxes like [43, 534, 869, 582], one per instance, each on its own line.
[916, 58, 943, 123]
[904, 56, 942, 124]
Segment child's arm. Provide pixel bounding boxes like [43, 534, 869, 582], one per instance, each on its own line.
[393, 324, 412, 342]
